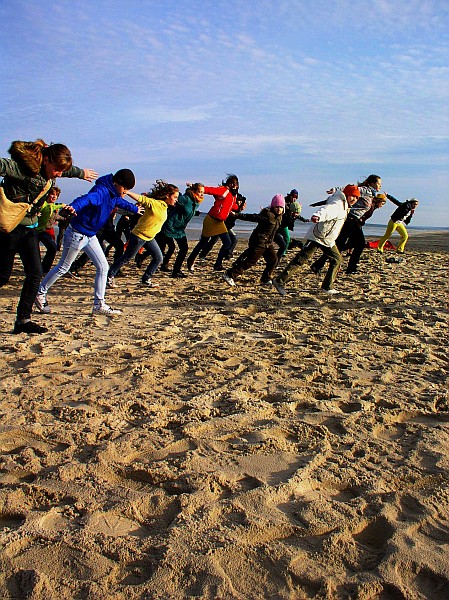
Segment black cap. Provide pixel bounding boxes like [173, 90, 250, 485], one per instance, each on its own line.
[113, 168, 135, 189]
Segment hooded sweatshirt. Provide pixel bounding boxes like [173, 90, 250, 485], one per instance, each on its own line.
[305, 190, 349, 248]
[69, 174, 139, 237]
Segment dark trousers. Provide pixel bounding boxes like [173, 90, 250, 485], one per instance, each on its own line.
[198, 230, 238, 260]
[188, 233, 232, 269]
[311, 218, 365, 273]
[156, 233, 189, 274]
[277, 240, 341, 290]
[0, 226, 43, 322]
[228, 243, 278, 283]
[38, 230, 58, 274]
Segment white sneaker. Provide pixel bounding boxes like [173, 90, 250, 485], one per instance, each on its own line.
[35, 293, 51, 314]
[261, 280, 273, 287]
[107, 277, 116, 288]
[141, 278, 160, 288]
[92, 303, 122, 316]
[273, 279, 286, 296]
[322, 288, 340, 295]
[222, 272, 235, 287]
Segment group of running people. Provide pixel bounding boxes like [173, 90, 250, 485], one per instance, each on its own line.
[0, 139, 419, 334]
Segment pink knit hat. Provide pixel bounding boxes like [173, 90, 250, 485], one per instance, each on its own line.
[271, 194, 285, 208]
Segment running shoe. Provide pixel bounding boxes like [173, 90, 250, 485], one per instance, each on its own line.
[222, 272, 235, 287]
[273, 279, 286, 296]
[92, 303, 122, 316]
[35, 294, 51, 314]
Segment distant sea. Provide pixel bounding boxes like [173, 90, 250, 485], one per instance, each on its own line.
[184, 214, 449, 241]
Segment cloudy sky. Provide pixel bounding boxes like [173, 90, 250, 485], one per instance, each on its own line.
[1, 0, 448, 227]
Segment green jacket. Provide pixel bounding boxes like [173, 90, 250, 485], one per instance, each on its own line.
[0, 157, 85, 221]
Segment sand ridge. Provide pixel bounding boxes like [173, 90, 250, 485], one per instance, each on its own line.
[0, 232, 448, 599]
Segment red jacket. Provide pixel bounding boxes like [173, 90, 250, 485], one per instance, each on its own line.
[206, 186, 239, 221]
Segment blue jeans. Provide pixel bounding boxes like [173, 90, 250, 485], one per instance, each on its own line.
[38, 230, 58, 273]
[108, 233, 163, 280]
[39, 225, 109, 305]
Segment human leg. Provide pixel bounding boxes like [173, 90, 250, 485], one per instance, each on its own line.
[261, 245, 279, 282]
[38, 226, 90, 297]
[228, 246, 264, 280]
[83, 235, 110, 305]
[377, 220, 397, 252]
[101, 228, 125, 263]
[108, 233, 145, 278]
[187, 236, 211, 270]
[142, 239, 164, 281]
[172, 237, 189, 274]
[276, 241, 318, 285]
[395, 222, 408, 253]
[14, 228, 43, 322]
[275, 230, 288, 258]
[198, 236, 218, 259]
[214, 233, 232, 270]
[38, 231, 58, 274]
[346, 226, 365, 273]
[321, 245, 342, 290]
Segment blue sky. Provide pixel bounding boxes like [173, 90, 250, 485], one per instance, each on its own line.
[1, 0, 448, 227]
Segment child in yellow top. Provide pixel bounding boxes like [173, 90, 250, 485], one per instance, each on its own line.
[107, 180, 179, 288]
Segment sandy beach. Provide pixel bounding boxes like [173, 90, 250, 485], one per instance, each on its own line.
[0, 230, 448, 599]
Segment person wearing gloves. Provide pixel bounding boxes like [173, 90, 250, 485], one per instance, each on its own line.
[272, 185, 361, 296]
[377, 195, 419, 254]
[222, 194, 285, 287]
[35, 169, 143, 316]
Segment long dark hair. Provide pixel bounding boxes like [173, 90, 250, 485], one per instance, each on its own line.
[358, 174, 381, 188]
[147, 179, 179, 200]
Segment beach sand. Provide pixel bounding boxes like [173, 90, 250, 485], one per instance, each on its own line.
[0, 230, 448, 599]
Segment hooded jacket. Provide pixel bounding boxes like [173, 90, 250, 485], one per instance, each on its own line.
[305, 190, 349, 248]
[69, 174, 139, 237]
[236, 207, 283, 248]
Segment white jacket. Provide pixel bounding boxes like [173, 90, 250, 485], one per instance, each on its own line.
[305, 190, 349, 248]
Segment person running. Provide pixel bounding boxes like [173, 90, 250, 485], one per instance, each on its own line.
[107, 180, 179, 288]
[275, 200, 309, 259]
[310, 192, 387, 275]
[377, 195, 419, 254]
[186, 174, 240, 272]
[36, 186, 64, 275]
[0, 139, 97, 334]
[197, 192, 247, 262]
[35, 169, 142, 317]
[272, 185, 361, 296]
[222, 194, 285, 287]
[154, 183, 205, 278]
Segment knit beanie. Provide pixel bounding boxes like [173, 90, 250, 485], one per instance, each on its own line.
[342, 184, 360, 198]
[375, 193, 386, 200]
[290, 189, 299, 196]
[271, 194, 285, 208]
[289, 201, 302, 213]
[113, 168, 136, 189]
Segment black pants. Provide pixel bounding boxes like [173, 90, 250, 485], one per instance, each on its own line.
[198, 230, 238, 260]
[38, 230, 58, 274]
[0, 226, 43, 322]
[155, 233, 189, 274]
[228, 243, 278, 283]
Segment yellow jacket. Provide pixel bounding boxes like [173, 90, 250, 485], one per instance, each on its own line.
[132, 195, 168, 241]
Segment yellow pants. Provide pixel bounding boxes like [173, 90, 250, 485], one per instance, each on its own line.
[378, 220, 408, 253]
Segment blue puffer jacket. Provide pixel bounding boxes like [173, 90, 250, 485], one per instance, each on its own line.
[161, 191, 200, 239]
[69, 174, 139, 237]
